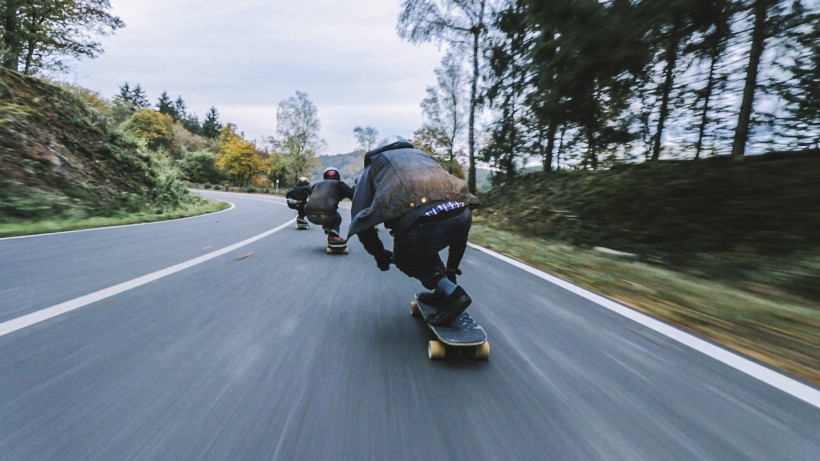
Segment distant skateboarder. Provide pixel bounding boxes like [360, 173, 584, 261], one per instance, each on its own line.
[286, 177, 311, 229]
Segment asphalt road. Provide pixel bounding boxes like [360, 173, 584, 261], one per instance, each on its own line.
[1, 191, 818, 460]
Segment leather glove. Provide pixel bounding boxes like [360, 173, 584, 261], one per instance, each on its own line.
[375, 250, 393, 271]
[446, 268, 462, 283]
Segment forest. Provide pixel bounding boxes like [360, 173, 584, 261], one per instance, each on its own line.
[399, 0, 818, 193]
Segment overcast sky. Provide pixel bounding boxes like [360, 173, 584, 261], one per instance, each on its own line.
[65, 0, 445, 155]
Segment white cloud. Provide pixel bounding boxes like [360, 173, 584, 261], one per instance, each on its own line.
[65, 0, 445, 154]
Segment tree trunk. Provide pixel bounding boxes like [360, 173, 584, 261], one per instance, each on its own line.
[695, 47, 719, 159]
[544, 122, 557, 173]
[651, 27, 680, 161]
[2, 0, 21, 70]
[731, 0, 773, 157]
[468, 27, 479, 193]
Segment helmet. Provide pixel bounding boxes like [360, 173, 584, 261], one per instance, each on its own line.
[297, 176, 309, 186]
[323, 167, 340, 180]
[376, 135, 413, 150]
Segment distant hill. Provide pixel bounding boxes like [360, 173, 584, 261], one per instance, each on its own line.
[311, 151, 365, 185]
[313, 151, 494, 192]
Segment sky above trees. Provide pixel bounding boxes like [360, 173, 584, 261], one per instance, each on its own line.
[64, 0, 445, 155]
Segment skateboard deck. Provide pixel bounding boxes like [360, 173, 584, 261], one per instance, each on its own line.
[297, 223, 309, 230]
[411, 294, 489, 360]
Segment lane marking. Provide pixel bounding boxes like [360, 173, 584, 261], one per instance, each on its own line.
[468, 242, 820, 408]
[0, 219, 294, 338]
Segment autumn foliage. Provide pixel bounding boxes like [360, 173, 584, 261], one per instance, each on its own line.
[216, 125, 266, 187]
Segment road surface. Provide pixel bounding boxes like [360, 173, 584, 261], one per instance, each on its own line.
[1, 190, 817, 460]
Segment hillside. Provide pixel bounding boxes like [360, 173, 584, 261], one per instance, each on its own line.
[477, 152, 820, 301]
[0, 68, 193, 222]
[312, 151, 364, 184]
[313, 151, 494, 191]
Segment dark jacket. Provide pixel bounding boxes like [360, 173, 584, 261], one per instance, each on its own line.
[286, 185, 311, 202]
[349, 143, 479, 239]
[305, 179, 353, 215]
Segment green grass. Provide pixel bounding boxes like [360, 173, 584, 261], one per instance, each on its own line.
[469, 221, 819, 386]
[0, 199, 228, 238]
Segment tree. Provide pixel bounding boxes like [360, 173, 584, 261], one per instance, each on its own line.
[123, 109, 175, 152]
[216, 124, 265, 187]
[353, 126, 379, 152]
[398, 0, 490, 193]
[643, 0, 703, 161]
[731, 0, 778, 157]
[111, 81, 149, 123]
[177, 150, 224, 184]
[421, 50, 468, 175]
[201, 106, 222, 139]
[0, 0, 124, 74]
[483, 0, 531, 177]
[523, 0, 647, 169]
[413, 125, 466, 178]
[156, 91, 176, 119]
[685, 0, 734, 159]
[770, 1, 819, 150]
[273, 90, 324, 182]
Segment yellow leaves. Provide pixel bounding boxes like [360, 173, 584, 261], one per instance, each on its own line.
[216, 129, 266, 184]
[124, 109, 175, 151]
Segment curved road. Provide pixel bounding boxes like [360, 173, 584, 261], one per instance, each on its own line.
[1, 191, 818, 460]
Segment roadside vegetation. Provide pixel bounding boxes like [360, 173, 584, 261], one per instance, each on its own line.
[473, 153, 819, 385]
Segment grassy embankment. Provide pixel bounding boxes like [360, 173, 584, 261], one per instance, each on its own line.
[0, 68, 228, 238]
[472, 153, 819, 385]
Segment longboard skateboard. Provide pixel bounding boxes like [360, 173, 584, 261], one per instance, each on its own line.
[411, 294, 489, 360]
[326, 240, 349, 255]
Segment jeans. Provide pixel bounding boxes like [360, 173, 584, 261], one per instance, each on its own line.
[393, 208, 471, 290]
[307, 211, 342, 234]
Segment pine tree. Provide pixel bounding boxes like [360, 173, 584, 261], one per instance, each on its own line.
[156, 92, 176, 119]
[201, 107, 222, 140]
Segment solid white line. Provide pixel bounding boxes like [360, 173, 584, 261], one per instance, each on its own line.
[0, 219, 294, 337]
[468, 242, 820, 409]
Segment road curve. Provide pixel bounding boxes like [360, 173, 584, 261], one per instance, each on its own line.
[1, 191, 817, 460]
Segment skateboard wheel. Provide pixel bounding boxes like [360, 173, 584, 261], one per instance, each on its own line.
[342, 247, 349, 254]
[428, 340, 445, 360]
[410, 301, 421, 317]
[475, 341, 491, 360]
[326, 247, 332, 254]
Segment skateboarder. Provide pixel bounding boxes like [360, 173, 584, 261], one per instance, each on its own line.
[348, 136, 480, 326]
[305, 167, 353, 247]
[286, 177, 311, 228]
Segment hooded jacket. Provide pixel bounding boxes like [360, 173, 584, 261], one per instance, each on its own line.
[348, 142, 479, 238]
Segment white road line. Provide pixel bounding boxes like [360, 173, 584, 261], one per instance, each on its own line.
[468, 242, 820, 409]
[0, 219, 294, 338]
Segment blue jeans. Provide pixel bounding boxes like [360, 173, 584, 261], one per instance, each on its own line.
[393, 208, 471, 290]
[307, 211, 342, 234]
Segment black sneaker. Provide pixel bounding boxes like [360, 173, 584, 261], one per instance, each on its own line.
[417, 290, 443, 307]
[429, 286, 471, 326]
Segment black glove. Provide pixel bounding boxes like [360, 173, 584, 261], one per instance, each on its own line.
[446, 268, 462, 283]
[375, 250, 393, 271]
